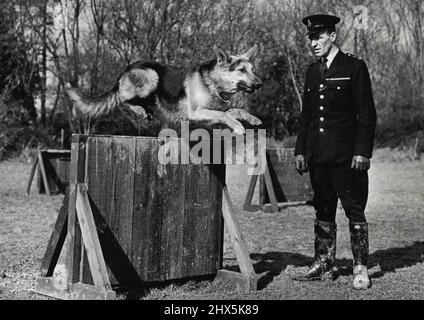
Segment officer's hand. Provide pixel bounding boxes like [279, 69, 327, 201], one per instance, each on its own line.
[295, 155, 308, 175]
[351, 155, 370, 171]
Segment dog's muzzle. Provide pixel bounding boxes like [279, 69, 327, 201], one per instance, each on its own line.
[238, 81, 263, 93]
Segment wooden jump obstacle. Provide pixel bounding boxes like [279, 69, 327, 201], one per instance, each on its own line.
[35, 134, 258, 300]
[26, 149, 71, 196]
[244, 148, 313, 213]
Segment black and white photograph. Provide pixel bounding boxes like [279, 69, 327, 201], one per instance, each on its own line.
[0, 0, 423, 307]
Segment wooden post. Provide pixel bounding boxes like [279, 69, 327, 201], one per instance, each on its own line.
[40, 191, 69, 277]
[217, 185, 257, 291]
[76, 184, 111, 290]
[244, 148, 313, 213]
[26, 151, 39, 195]
[263, 163, 279, 212]
[37, 151, 51, 196]
[243, 160, 279, 213]
[66, 135, 86, 290]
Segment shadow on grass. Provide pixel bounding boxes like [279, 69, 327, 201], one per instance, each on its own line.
[335, 241, 424, 279]
[115, 274, 216, 300]
[248, 252, 312, 289]
[72, 241, 424, 298]
[249, 241, 424, 289]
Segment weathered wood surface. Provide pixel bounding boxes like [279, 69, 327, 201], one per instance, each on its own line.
[26, 153, 39, 195]
[260, 148, 313, 204]
[35, 277, 116, 300]
[222, 186, 255, 278]
[215, 269, 258, 291]
[76, 184, 111, 290]
[79, 135, 226, 284]
[67, 135, 86, 289]
[40, 191, 69, 277]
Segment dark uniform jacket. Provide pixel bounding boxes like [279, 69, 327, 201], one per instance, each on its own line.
[295, 50, 377, 164]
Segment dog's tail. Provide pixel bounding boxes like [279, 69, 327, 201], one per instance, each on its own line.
[66, 87, 121, 118]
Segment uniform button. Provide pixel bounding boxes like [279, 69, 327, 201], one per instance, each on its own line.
[320, 106, 324, 111]
[320, 84, 324, 88]
[320, 95, 324, 99]
[320, 117, 324, 122]
[319, 128, 324, 133]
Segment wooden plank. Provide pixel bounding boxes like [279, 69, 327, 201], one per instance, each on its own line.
[259, 175, 266, 206]
[76, 183, 111, 291]
[41, 149, 71, 154]
[38, 151, 51, 196]
[261, 148, 313, 203]
[131, 138, 154, 281]
[36, 151, 71, 195]
[60, 157, 70, 185]
[96, 136, 113, 232]
[40, 191, 69, 277]
[26, 152, 39, 195]
[86, 136, 139, 286]
[146, 139, 163, 281]
[66, 134, 86, 289]
[58, 157, 70, 191]
[34, 278, 116, 300]
[160, 147, 185, 279]
[193, 165, 211, 275]
[211, 164, 225, 271]
[69, 283, 116, 300]
[222, 185, 256, 278]
[34, 277, 69, 300]
[263, 164, 279, 213]
[46, 155, 61, 194]
[111, 137, 135, 261]
[78, 137, 96, 285]
[182, 164, 196, 277]
[92, 136, 117, 284]
[206, 164, 218, 275]
[212, 142, 226, 272]
[90, 135, 136, 285]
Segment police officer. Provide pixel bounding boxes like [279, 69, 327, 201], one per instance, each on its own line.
[293, 14, 377, 289]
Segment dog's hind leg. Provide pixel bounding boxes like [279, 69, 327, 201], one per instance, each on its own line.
[191, 109, 246, 135]
[227, 108, 262, 126]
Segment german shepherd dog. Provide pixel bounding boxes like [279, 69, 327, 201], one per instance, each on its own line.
[67, 45, 263, 135]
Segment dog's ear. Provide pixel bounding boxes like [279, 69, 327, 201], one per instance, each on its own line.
[213, 45, 231, 64]
[240, 44, 258, 60]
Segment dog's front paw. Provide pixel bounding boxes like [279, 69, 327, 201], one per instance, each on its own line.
[247, 115, 262, 126]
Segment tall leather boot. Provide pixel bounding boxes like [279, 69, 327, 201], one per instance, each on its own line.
[294, 219, 337, 281]
[350, 222, 372, 289]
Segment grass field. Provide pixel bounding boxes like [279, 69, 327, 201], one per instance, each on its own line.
[0, 154, 423, 300]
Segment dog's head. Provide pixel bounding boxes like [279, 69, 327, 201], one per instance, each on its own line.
[209, 45, 263, 101]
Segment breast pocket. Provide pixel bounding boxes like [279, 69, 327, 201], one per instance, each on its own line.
[326, 78, 351, 105]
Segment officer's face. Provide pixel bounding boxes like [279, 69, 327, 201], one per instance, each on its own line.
[310, 31, 336, 57]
